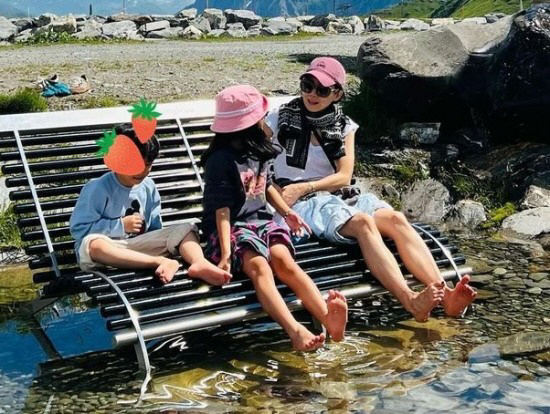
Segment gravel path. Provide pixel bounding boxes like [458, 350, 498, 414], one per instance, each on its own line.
[0, 36, 367, 110]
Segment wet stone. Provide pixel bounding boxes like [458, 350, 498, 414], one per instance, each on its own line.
[493, 268, 508, 276]
[529, 272, 549, 282]
[527, 287, 543, 295]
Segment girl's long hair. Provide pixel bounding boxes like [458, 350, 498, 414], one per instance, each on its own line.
[200, 122, 281, 166]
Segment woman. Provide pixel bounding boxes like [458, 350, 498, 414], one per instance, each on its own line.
[264, 57, 476, 322]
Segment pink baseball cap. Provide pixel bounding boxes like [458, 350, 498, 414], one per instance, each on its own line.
[303, 57, 347, 87]
[211, 85, 269, 133]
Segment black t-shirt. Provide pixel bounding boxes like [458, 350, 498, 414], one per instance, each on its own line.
[201, 147, 274, 238]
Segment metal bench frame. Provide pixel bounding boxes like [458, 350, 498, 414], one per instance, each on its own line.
[0, 98, 471, 381]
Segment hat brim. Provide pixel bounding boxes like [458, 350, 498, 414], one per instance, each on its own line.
[304, 69, 337, 87]
[211, 95, 269, 133]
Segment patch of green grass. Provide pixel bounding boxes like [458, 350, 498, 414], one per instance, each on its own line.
[0, 88, 48, 115]
[394, 163, 428, 185]
[81, 96, 122, 109]
[480, 202, 517, 229]
[0, 207, 22, 249]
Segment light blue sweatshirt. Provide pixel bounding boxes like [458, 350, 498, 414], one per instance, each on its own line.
[69, 172, 162, 258]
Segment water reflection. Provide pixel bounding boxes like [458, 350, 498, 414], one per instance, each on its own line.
[0, 234, 549, 413]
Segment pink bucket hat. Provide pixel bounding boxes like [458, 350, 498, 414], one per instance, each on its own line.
[211, 85, 269, 133]
[303, 57, 347, 87]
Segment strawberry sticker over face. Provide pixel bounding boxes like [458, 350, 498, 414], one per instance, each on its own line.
[96, 129, 145, 175]
[128, 98, 162, 144]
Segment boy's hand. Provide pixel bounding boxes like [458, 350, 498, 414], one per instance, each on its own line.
[284, 210, 311, 237]
[218, 256, 231, 274]
[123, 213, 143, 234]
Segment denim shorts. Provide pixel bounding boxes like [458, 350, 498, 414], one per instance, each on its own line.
[291, 193, 393, 244]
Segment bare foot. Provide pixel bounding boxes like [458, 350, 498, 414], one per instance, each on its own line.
[324, 290, 348, 342]
[409, 282, 445, 322]
[188, 258, 232, 286]
[442, 275, 477, 317]
[289, 324, 326, 351]
[155, 258, 180, 284]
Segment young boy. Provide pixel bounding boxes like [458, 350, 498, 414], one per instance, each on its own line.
[69, 125, 232, 285]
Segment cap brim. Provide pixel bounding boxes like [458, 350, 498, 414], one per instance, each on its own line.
[304, 69, 336, 87]
[211, 95, 269, 133]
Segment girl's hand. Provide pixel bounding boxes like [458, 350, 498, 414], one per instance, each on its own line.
[284, 210, 311, 237]
[280, 183, 308, 207]
[218, 256, 231, 274]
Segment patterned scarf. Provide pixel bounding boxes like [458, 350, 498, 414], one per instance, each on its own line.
[277, 98, 346, 170]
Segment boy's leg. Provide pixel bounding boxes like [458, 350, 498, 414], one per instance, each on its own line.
[177, 231, 232, 286]
[269, 243, 348, 341]
[339, 212, 445, 322]
[242, 250, 325, 351]
[372, 208, 477, 316]
[86, 236, 179, 284]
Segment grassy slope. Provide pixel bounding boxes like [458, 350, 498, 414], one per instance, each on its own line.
[373, 0, 532, 19]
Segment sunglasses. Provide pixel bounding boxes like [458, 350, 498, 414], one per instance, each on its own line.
[300, 77, 338, 98]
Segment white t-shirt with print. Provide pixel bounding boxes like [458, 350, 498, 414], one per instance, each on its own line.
[265, 106, 359, 182]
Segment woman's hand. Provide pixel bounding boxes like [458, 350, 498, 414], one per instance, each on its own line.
[218, 255, 231, 274]
[284, 210, 311, 237]
[280, 183, 308, 207]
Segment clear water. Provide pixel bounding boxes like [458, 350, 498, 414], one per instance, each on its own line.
[1, 234, 549, 414]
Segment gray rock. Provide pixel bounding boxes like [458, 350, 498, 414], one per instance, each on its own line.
[0, 17, 18, 41]
[446, 144, 460, 161]
[261, 20, 296, 35]
[300, 25, 325, 34]
[521, 185, 550, 209]
[326, 22, 353, 34]
[345, 15, 364, 33]
[176, 8, 197, 20]
[14, 29, 33, 42]
[134, 15, 154, 25]
[101, 20, 137, 38]
[202, 9, 226, 30]
[139, 20, 170, 33]
[498, 331, 550, 356]
[36, 13, 57, 27]
[461, 17, 488, 24]
[383, 183, 399, 199]
[485, 14, 501, 23]
[37, 15, 77, 35]
[447, 200, 487, 229]
[206, 29, 227, 37]
[80, 19, 102, 32]
[399, 122, 440, 144]
[529, 272, 549, 282]
[296, 15, 315, 24]
[107, 13, 138, 23]
[493, 268, 507, 276]
[501, 207, 550, 237]
[469, 274, 494, 285]
[400, 18, 430, 31]
[527, 287, 543, 295]
[146, 27, 183, 39]
[364, 15, 385, 31]
[72, 29, 102, 39]
[309, 14, 336, 28]
[225, 22, 247, 38]
[431, 18, 455, 26]
[182, 25, 203, 39]
[191, 17, 211, 34]
[10, 18, 34, 32]
[247, 24, 261, 36]
[285, 18, 303, 30]
[469, 343, 500, 363]
[225, 9, 262, 29]
[401, 179, 451, 223]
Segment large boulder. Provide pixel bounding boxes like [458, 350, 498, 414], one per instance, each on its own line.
[176, 8, 197, 19]
[521, 185, 550, 209]
[309, 14, 336, 28]
[202, 9, 226, 30]
[364, 15, 385, 31]
[225, 22, 248, 37]
[446, 200, 487, 229]
[0, 17, 17, 41]
[501, 207, 550, 236]
[147, 27, 183, 39]
[261, 20, 296, 35]
[11, 18, 34, 32]
[139, 20, 170, 34]
[225, 9, 262, 29]
[400, 18, 430, 31]
[401, 179, 452, 223]
[357, 16, 512, 122]
[101, 20, 137, 38]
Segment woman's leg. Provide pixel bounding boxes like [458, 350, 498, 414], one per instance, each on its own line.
[269, 244, 348, 341]
[339, 212, 445, 322]
[242, 250, 325, 350]
[372, 209, 476, 316]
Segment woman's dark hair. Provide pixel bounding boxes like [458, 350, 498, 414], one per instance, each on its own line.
[114, 124, 160, 164]
[200, 122, 281, 166]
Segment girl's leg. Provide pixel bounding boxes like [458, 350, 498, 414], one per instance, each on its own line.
[269, 244, 347, 341]
[372, 209, 476, 316]
[242, 250, 325, 351]
[178, 232, 232, 286]
[339, 212, 445, 322]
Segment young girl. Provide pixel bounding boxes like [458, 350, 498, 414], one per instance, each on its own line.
[265, 57, 476, 322]
[201, 85, 348, 351]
